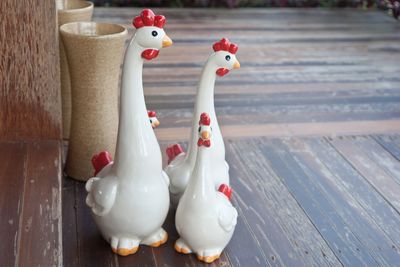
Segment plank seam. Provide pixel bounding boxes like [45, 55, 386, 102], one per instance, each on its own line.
[14, 143, 28, 267]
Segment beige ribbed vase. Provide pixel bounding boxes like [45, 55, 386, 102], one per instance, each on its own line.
[60, 22, 127, 181]
[58, 1, 93, 139]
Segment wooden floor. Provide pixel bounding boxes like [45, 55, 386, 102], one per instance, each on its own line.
[0, 141, 62, 266]
[61, 8, 400, 267]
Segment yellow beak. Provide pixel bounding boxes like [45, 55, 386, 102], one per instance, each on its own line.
[233, 60, 240, 69]
[201, 131, 210, 140]
[162, 35, 173, 47]
[153, 120, 160, 127]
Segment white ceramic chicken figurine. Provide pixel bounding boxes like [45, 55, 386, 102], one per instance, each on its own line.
[85, 9, 172, 256]
[165, 38, 240, 206]
[175, 113, 238, 263]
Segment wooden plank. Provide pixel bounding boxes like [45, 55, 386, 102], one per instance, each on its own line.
[145, 92, 400, 110]
[0, 142, 26, 267]
[305, 138, 400, 248]
[330, 136, 400, 213]
[374, 135, 400, 161]
[75, 182, 118, 267]
[142, 82, 400, 97]
[154, 120, 400, 141]
[352, 136, 400, 185]
[155, 108, 400, 128]
[117, 246, 155, 267]
[17, 141, 62, 266]
[62, 177, 79, 267]
[281, 137, 400, 265]
[226, 139, 341, 267]
[0, 0, 61, 141]
[259, 138, 378, 266]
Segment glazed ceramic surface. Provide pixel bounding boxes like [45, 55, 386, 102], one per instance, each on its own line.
[165, 38, 240, 206]
[84, 9, 172, 256]
[61, 22, 126, 181]
[175, 113, 238, 263]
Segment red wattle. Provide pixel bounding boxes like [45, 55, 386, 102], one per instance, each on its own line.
[216, 68, 229, 77]
[197, 138, 211, 147]
[142, 49, 159, 60]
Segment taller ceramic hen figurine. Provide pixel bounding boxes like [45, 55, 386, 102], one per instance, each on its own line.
[85, 9, 172, 256]
[165, 38, 240, 205]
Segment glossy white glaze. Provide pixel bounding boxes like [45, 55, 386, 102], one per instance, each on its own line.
[165, 48, 240, 206]
[85, 10, 172, 256]
[175, 121, 238, 263]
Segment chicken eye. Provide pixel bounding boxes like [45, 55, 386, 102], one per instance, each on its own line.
[152, 31, 158, 37]
[198, 127, 201, 132]
[225, 55, 231, 61]
[149, 119, 152, 123]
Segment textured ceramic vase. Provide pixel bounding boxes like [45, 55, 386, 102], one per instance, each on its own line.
[60, 22, 127, 181]
[58, 0, 93, 139]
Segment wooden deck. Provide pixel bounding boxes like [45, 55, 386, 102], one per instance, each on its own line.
[58, 8, 400, 266]
[62, 7, 399, 267]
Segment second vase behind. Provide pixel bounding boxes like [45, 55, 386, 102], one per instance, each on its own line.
[60, 22, 127, 181]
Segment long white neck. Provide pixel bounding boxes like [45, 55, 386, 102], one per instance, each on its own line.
[186, 58, 225, 166]
[112, 38, 162, 180]
[185, 146, 216, 200]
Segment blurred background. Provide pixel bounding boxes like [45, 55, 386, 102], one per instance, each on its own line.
[92, 0, 399, 20]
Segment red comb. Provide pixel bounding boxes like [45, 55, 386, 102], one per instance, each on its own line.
[132, 9, 166, 29]
[199, 113, 211, 126]
[148, 110, 156, 117]
[213, 38, 238, 54]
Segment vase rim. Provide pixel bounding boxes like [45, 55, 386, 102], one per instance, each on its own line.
[60, 22, 127, 39]
[57, 1, 93, 13]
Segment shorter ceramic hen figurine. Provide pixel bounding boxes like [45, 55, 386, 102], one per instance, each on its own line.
[175, 113, 238, 263]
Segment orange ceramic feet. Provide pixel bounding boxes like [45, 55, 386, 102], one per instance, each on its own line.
[112, 246, 139, 256]
[174, 243, 191, 254]
[150, 232, 168, 247]
[197, 254, 220, 263]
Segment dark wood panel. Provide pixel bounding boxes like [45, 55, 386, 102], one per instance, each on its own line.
[62, 177, 79, 267]
[0, 142, 26, 267]
[0, 0, 61, 141]
[17, 141, 62, 266]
